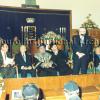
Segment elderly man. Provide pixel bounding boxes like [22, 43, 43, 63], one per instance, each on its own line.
[72, 27, 92, 74]
[33, 43, 57, 77]
[0, 43, 16, 78]
[22, 83, 39, 100]
[15, 45, 35, 77]
[64, 81, 81, 100]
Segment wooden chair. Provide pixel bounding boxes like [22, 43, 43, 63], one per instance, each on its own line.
[14, 65, 19, 78]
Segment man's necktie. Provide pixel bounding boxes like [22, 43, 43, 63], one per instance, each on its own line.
[80, 36, 84, 47]
[23, 54, 26, 62]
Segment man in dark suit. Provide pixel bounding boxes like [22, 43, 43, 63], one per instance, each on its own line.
[0, 43, 16, 78]
[15, 45, 35, 77]
[72, 28, 92, 74]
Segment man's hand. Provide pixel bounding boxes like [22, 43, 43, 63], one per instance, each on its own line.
[27, 66, 32, 70]
[2, 64, 7, 67]
[76, 52, 80, 56]
[21, 66, 32, 70]
[76, 52, 85, 59]
[80, 53, 85, 57]
[21, 66, 25, 70]
[11, 61, 15, 66]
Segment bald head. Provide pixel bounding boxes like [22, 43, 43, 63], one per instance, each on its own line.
[20, 45, 26, 54]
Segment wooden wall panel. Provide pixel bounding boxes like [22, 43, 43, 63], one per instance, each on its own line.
[71, 29, 100, 39]
[3, 74, 100, 96]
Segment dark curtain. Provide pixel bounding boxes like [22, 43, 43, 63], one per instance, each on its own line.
[0, 10, 70, 42]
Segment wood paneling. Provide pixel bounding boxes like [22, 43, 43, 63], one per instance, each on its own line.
[82, 86, 100, 100]
[2, 74, 100, 99]
[72, 29, 100, 39]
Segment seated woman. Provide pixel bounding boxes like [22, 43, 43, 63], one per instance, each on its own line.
[0, 43, 16, 78]
[33, 44, 57, 77]
[94, 46, 100, 70]
[49, 43, 72, 75]
[15, 45, 36, 78]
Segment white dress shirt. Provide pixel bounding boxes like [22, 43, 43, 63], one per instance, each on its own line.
[22, 53, 26, 62]
[80, 35, 84, 47]
[1, 50, 13, 65]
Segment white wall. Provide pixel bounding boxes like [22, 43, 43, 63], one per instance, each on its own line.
[0, 0, 99, 29]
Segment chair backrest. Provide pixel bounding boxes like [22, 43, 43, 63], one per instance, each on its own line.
[95, 47, 100, 54]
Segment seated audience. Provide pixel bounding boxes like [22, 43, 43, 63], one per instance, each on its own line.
[12, 36, 21, 57]
[22, 83, 39, 100]
[0, 43, 16, 78]
[64, 81, 81, 100]
[15, 45, 35, 77]
[94, 46, 100, 70]
[33, 44, 57, 77]
[49, 43, 72, 75]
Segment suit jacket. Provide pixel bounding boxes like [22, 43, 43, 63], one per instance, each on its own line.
[50, 50, 68, 68]
[0, 51, 11, 66]
[72, 34, 92, 59]
[15, 52, 32, 69]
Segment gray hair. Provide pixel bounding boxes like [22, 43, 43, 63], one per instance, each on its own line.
[22, 83, 39, 100]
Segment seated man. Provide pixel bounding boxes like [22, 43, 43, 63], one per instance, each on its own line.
[64, 81, 81, 100]
[72, 28, 92, 74]
[15, 45, 35, 77]
[49, 43, 72, 75]
[22, 83, 39, 100]
[33, 44, 57, 77]
[0, 43, 16, 78]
